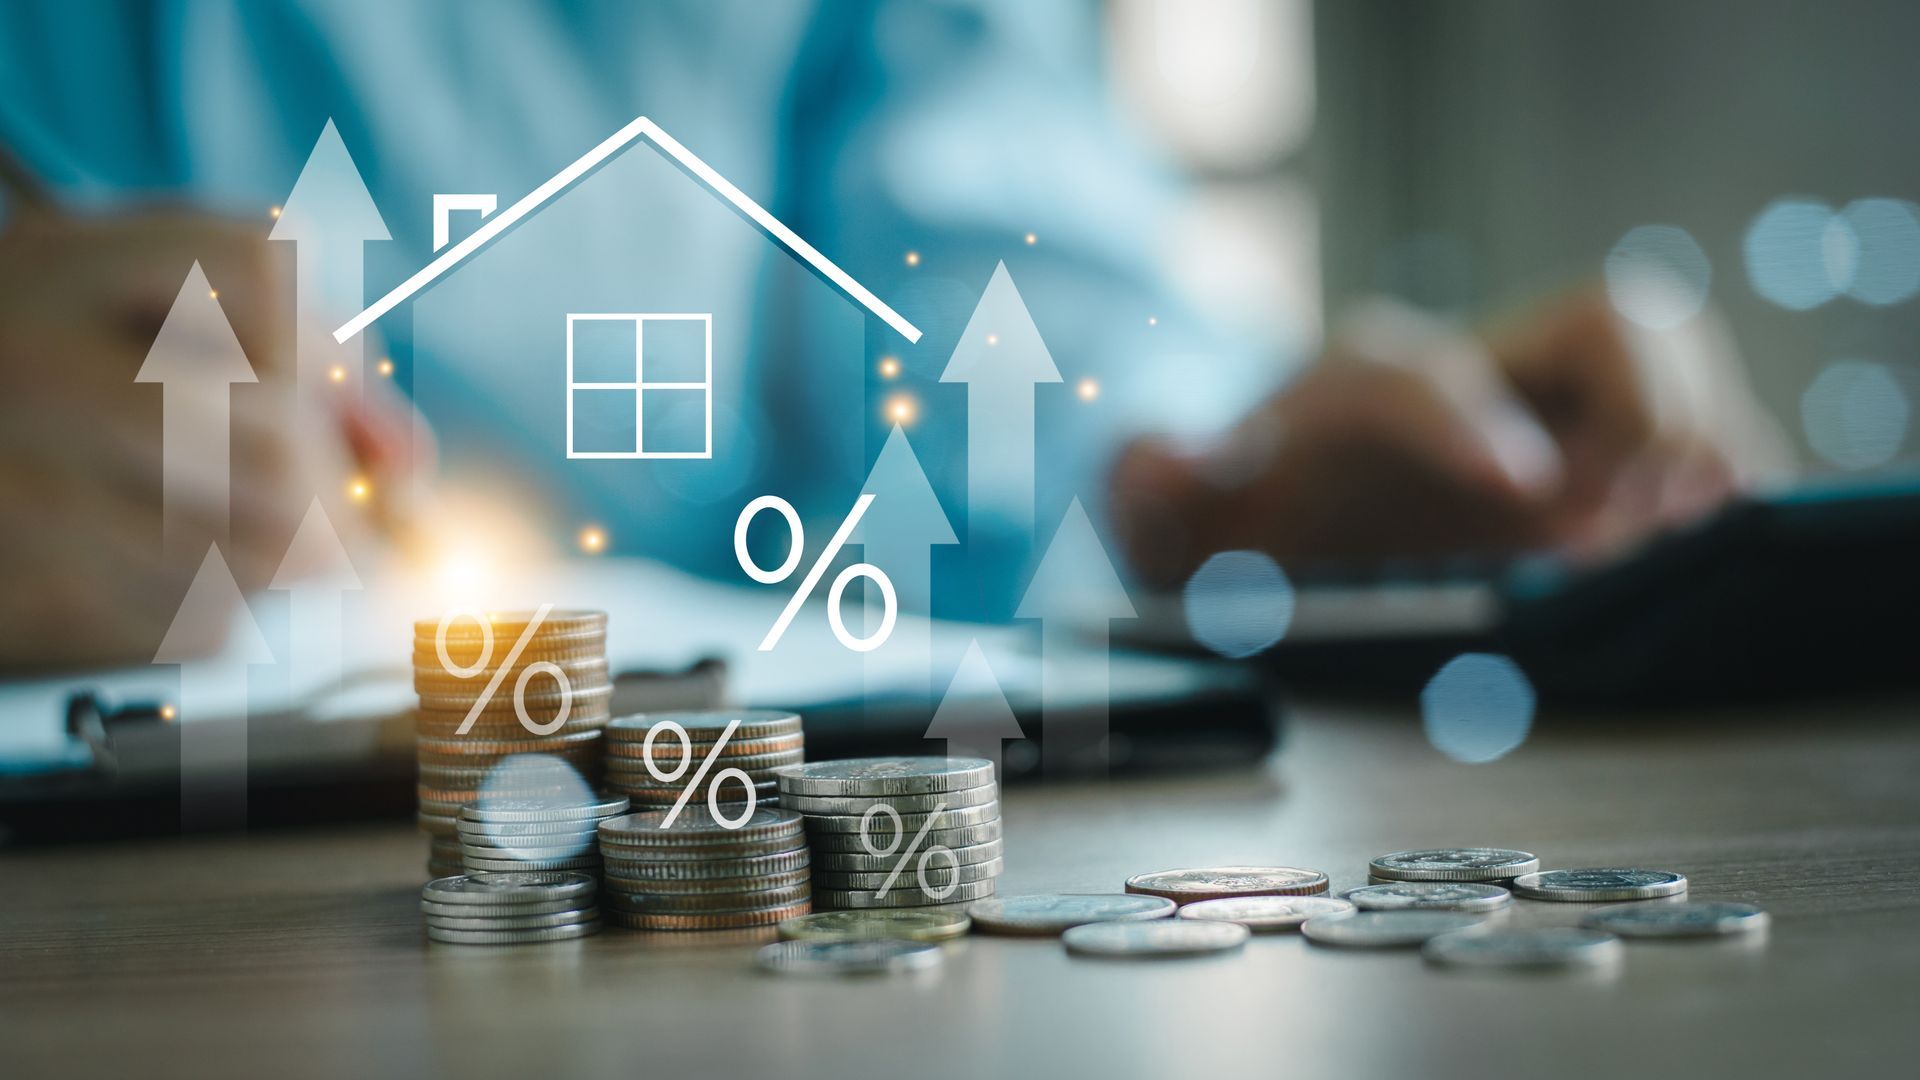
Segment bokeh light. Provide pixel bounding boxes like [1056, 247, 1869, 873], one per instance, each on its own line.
[1025, 232, 1038, 246]
[1147, 315, 1159, 326]
[1744, 198, 1853, 310]
[329, 364, 347, 384]
[1604, 224, 1711, 330]
[877, 356, 901, 379]
[377, 357, 395, 377]
[158, 703, 177, 722]
[578, 525, 606, 554]
[474, 754, 595, 860]
[269, 205, 282, 219]
[1076, 377, 1100, 401]
[1421, 653, 1535, 763]
[904, 250, 921, 267]
[1800, 360, 1910, 470]
[884, 393, 918, 426]
[347, 476, 370, 502]
[1838, 198, 1920, 306]
[1182, 550, 1294, 659]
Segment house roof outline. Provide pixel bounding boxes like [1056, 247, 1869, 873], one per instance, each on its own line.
[332, 116, 923, 345]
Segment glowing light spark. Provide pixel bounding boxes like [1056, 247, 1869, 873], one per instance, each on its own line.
[269, 206, 283, 219]
[1147, 316, 1158, 327]
[579, 526, 607, 554]
[878, 356, 901, 379]
[329, 365, 347, 384]
[986, 334, 999, 346]
[905, 251, 921, 267]
[1025, 232, 1037, 245]
[377, 358, 394, 377]
[159, 704, 177, 722]
[208, 290, 219, 300]
[885, 393, 919, 425]
[348, 477, 371, 502]
[1077, 377, 1100, 401]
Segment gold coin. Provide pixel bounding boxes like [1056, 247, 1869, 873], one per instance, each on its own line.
[412, 609, 607, 638]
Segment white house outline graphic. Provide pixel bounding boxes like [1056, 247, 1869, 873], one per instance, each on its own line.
[332, 116, 923, 345]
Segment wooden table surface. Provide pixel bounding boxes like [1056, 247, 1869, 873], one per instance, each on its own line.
[5, 695, 1919, 1079]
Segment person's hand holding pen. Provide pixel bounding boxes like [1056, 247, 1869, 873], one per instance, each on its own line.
[0, 160, 416, 669]
[1110, 289, 1795, 587]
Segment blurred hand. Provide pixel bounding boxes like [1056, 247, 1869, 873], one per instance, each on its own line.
[1111, 289, 1793, 588]
[0, 208, 414, 668]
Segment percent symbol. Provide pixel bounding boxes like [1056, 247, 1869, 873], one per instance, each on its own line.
[642, 716, 758, 829]
[859, 801, 956, 899]
[735, 494, 896, 653]
[435, 603, 573, 737]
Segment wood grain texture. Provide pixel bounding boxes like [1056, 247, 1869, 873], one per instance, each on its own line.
[4, 695, 1919, 1079]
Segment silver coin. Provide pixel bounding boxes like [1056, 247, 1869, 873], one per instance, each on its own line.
[812, 839, 1005, 872]
[801, 801, 1000, 834]
[463, 855, 601, 873]
[416, 812, 460, 836]
[772, 757, 995, 796]
[1424, 927, 1624, 969]
[1125, 866, 1330, 902]
[816, 878, 997, 908]
[457, 819, 601, 841]
[1512, 869, 1688, 902]
[603, 750, 803, 775]
[420, 872, 597, 906]
[608, 709, 802, 741]
[420, 898, 587, 918]
[812, 857, 1004, 891]
[1176, 896, 1356, 931]
[755, 938, 943, 976]
[459, 841, 595, 861]
[969, 893, 1177, 936]
[809, 822, 1002, 854]
[426, 920, 602, 945]
[778, 910, 972, 942]
[1581, 901, 1770, 938]
[606, 868, 812, 896]
[425, 909, 600, 931]
[1301, 910, 1488, 947]
[1369, 848, 1540, 882]
[599, 849, 811, 881]
[602, 882, 811, 914]
[1063, 919, 1249, 958]
[598, 806, 804, 845]
[780, 784, 998, 816]
[599, 836, 805, 862]
[459, 794, 630, 823]
[1346, 882, 1513, 913]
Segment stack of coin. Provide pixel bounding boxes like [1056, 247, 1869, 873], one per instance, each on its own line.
[457, 791, 631, 876]
[420, 871, 601, 945]
[412, 610, 613, 877]
[598, 807, 812, 930]
[602, 710, 801, 810]
[775, 757, 1003, 910]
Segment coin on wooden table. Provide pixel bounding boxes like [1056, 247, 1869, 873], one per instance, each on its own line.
[1368, 848, 1540, 882]
[969, 894, 1177, 936]
[779, 784, 999, 816]
[425, 909, 600, 932]
[427, 921, 603, 945]
[772, 757, 996, 796]
[1511, 869, 1688, 902]
[1125, 866, 1329, 903]
[778, 910, 972, 942]
[1424, 927, 1623, 970]
[1176, 895, 1355, 931]
[755, 938, 944, 976]
[421, 872, 597, 906]
[1346, 882, 1513, 913]
[1301, 910, 1488, 947]
[1063, 920, 1249, 959]
[1581, 901, 1769, 938]
[800, 801, 1000, 833]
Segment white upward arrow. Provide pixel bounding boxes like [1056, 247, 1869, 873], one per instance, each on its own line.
[134, 263, 258, 559]
[271, 118, 389, 403]
[851, 425, 958, 714]
[269, 498, 362, 693]
[154, 545, 276, 831]
[926, 640, 1024, 784]
[940, 262, 1062, 544]
[1016, 498, 1136, 779]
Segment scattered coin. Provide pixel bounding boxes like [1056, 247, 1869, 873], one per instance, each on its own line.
[1176, 895, 1356, 931]
[1368, 848, 1540, 882]
[1125, 867, 1330, 903]
[1301, 910, 1488, 947]
[755, 938, 943, 976]
[426, 921, 603, 945]
[1345, 881, 1513, 913]
[1511, 869, 1688, 902]
[1062, 920, 1250, 959]
[778, 910, 972, 942]
[969, 894, 1177, 936]
[1423, 927, 1623, 970]
[1581, 901, 1770, 938]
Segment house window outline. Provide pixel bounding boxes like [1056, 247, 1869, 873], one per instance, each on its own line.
[565, 312, 714, 459]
